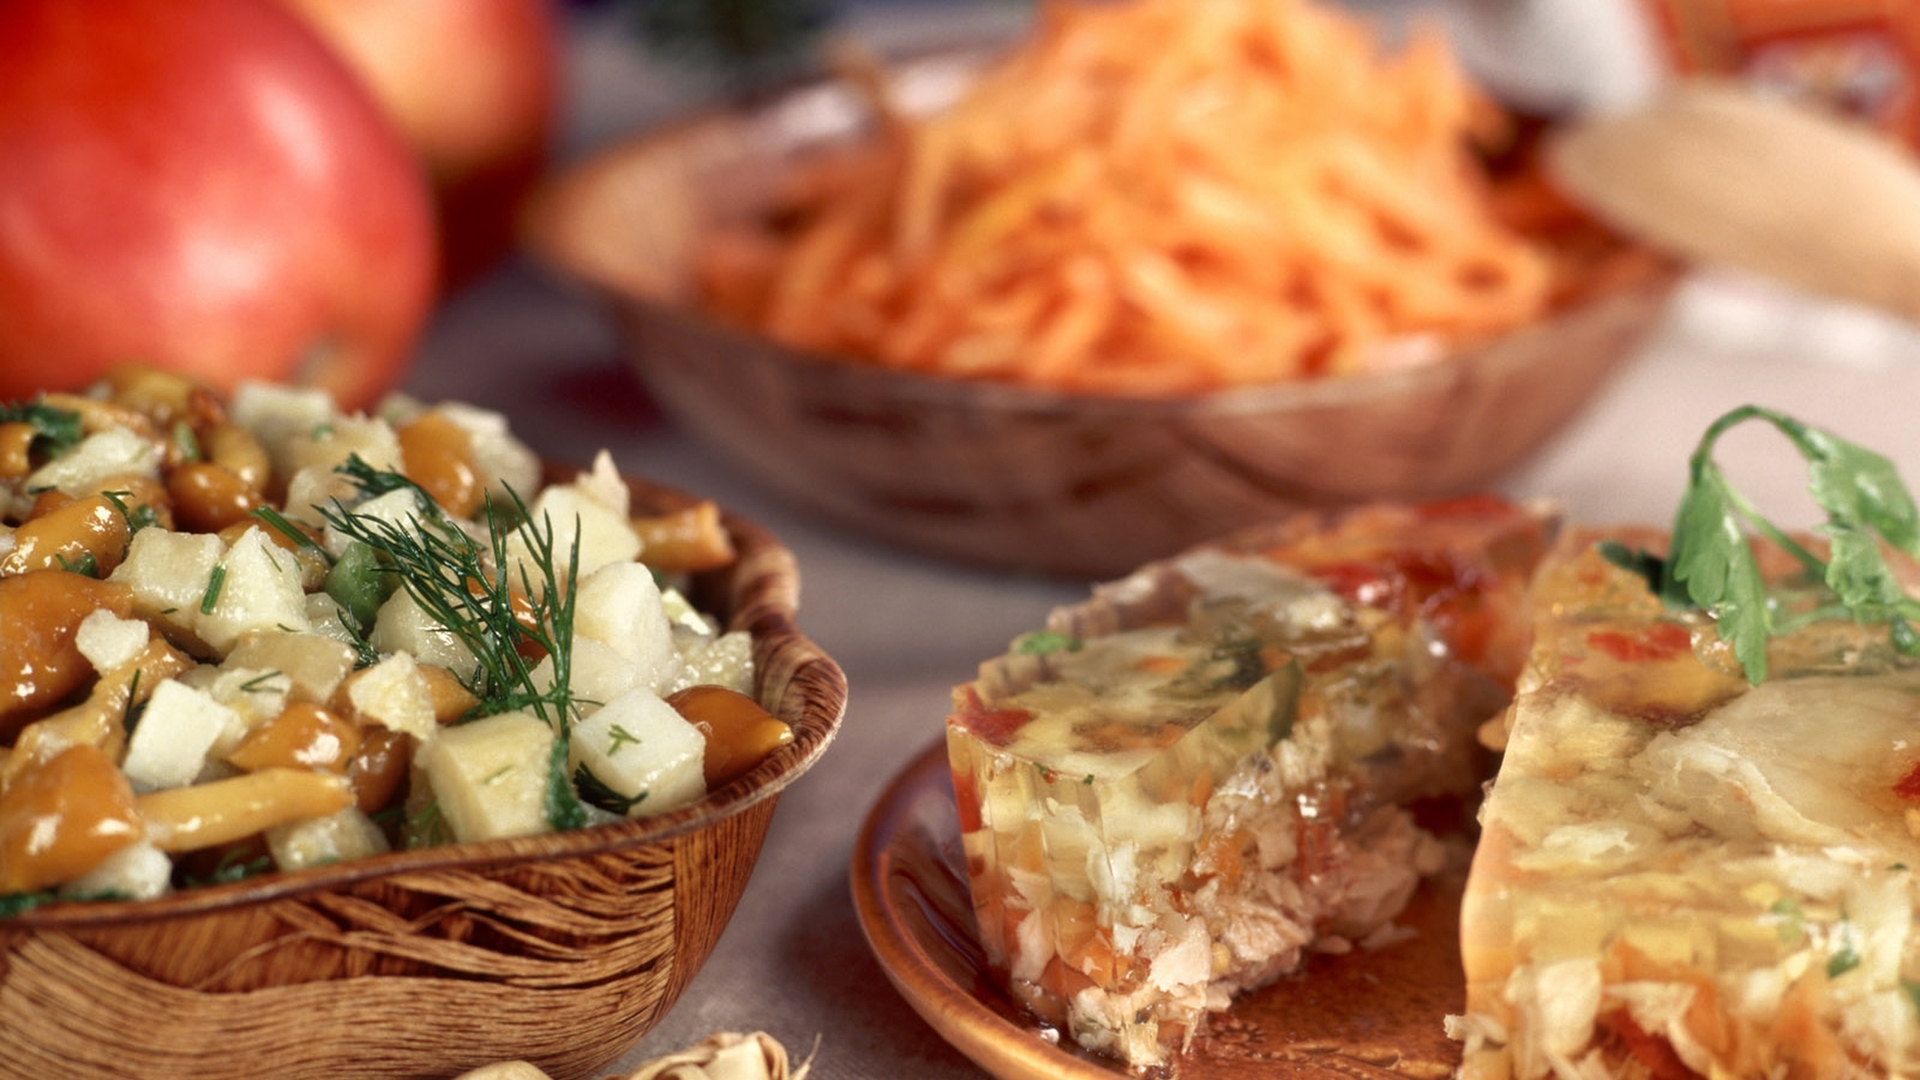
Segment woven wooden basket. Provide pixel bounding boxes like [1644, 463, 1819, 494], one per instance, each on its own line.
[0, 472, 848, 1080]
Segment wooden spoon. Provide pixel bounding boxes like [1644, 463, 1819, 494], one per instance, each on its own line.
[1548, 79, 1920, 323]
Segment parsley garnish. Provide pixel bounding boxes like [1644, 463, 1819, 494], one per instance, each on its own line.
[1828, 944, 1862, 979]
[1013, 630, 1082, 656]
[1603, 405, 1920, 683]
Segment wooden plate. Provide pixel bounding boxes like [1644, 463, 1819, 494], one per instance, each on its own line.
[850, 740, 1468, 1080]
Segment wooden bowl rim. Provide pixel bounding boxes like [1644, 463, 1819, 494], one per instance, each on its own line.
[522, 48, 1682, 420]
[6, 467, 848, 929]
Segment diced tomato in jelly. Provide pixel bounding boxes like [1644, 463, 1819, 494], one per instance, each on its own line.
[1893, 760, 1920, 802]
[1587, 622, 1693, 663]
[1310, 549, 1498, 664]
[951, 685, 1032, 748]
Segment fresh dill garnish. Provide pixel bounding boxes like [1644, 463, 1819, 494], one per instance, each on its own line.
[55, 551, 99, 578]
[123, 668, 144, 735]
[606, 724, 642, 753]
[319, 454, 589, 831]
[101, 489, 159, 534]
[574, 763, 646, 816]
[200, 564, 227, 614]
[238, 670, 284, 694]
[171, 420, 200, 463]
[1602, 405, 1920, 684]
[406, 799, 450, 849]
[0, 887, 129, 915]
[1828, 913, 1862, 978]
[335, 454, 440, 516]
[334, 607, 381, 669]
[251, 505, 325, 554]
[0, 890, 61, 917]
[0, 399, 82, 459]
[178, 850, 272, 888]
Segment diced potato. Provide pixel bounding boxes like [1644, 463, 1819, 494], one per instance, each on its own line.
[318, 486, 428, 559]
[371, 588, 476, 678]
[27, 427, 161, 497]
[197, 527, 312, 652]
[122, 679, 243, 793]
[266, 807, 391, 871]
[75, 609, 150, 674]
[433, 401, 540, 501]
[571, 687, 706, 818]
[340, 652, 437, 742]
[281, 464, 360, 530]
[572, 452, 631, 516]
[229, 381, 339, 480]
[532, 637, 639, 716]
[175, 664, 286, 753]
[224, 629, 358, 703]
[110, 527, 224, 644]
[417, 712, 556, 842]
[60, 839, 172, 901]
[660, 586, 719, 637]
[509, 482, 642, 583]
[303, 593, 361, 651]
[283, 414, 402, 480]
[573, 560, 680, 691]
[670, 630, 756, 696]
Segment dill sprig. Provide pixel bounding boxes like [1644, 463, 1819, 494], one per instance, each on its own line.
[319, 454, 589, 831]
[0, 399, 83, 459]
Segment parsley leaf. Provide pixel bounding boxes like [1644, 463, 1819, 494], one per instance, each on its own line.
[1012, 630, 1082, 656]
[1606, 405, 1920, 683]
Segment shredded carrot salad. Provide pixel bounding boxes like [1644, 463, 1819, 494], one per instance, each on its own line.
[694, 0, 1564, 395]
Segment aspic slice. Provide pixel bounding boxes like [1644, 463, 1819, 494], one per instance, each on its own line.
[1455, 528, 1920, 1080]
[948, 498, 1554, 1072]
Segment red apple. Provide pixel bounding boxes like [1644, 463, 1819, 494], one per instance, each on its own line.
[0, 0, 437, 412]
[283, 0, 561, 290]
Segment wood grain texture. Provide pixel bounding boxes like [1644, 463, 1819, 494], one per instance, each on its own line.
[525, 50, 1681, 580]
[1550, 78, 1920, 324]
[0, 473, 848, 1080]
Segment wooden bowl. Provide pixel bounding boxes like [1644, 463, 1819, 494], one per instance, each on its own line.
[0, 471, 848, 1080]
[525, 50, 1680, 580]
